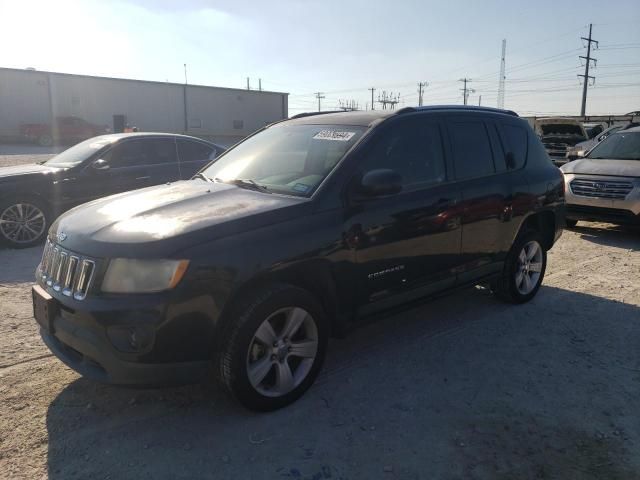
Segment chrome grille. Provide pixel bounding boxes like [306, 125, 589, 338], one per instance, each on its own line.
[570, 179, 634, 200]
[39, 239, 96, 300]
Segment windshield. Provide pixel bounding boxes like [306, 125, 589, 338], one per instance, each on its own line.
[200, 124, 366, 196]
[540, 124, 584, 137]
[588, 131, 640, 160]
[44, 136, 117, 168]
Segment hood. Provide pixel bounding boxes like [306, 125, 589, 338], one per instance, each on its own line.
[51, 180, 309, 258]
[0, 163, 59, 179]
[561, 158, 640, 178]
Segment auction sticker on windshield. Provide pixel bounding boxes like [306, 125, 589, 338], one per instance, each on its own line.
[313, 130, 356, 141]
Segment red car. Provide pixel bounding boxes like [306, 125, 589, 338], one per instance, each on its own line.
[20, 116, 110, 146]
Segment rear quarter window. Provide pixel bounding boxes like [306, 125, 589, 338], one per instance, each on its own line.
[501, 123, 528, 169]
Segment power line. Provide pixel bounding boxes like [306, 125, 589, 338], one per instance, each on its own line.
[578, 23, 598, 115]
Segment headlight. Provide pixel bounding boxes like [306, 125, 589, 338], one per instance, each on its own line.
[102, 259, 189, 293]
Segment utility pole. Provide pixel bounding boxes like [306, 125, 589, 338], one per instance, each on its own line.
[315, 92, 325, 112]
[368, 87, 375, 110]
[246, 77, 251, 90]
[184, 64, 188, 84]
[497, 39, 506, 109]
[459, 78, 474, 105]
[578, 23, 598, 116]
[258, 78, 262, 91]
[417, 81, 429, 106]
[478, 95, 482, 106]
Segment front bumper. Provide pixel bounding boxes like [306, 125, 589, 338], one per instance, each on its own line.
[563, 173, 640, 225]
[33, 276, 217, 386]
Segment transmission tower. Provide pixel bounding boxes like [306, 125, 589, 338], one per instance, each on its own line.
[497, 39, 506, 109]
[338, 99, 359, 111]
[578, 24, 598, 116]
[378, 91, 400, 110]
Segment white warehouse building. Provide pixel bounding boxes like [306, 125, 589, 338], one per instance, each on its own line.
[0, 67, 289, 146]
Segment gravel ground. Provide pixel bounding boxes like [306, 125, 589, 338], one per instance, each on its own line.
[0, 143, 60, 167]
[0, 223, 639, 480]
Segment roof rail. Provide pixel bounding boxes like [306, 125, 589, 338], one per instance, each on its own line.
[396, 105, 519, 117]
[290, 110, 344, 119]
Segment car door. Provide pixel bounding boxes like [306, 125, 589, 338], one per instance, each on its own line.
[176, 138, 217, 179]
[444, 115, 526, 283]
[342, 115, 462, 314]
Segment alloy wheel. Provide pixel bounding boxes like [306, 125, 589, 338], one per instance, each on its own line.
[0, 203, 46, 244]
[515, 240, 543, 295]
[246, 307, 319, 397]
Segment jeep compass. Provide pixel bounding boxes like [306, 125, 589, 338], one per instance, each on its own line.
[33, 106, 565, 411]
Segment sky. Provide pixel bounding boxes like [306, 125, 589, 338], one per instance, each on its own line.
[1, 0, 639, 116]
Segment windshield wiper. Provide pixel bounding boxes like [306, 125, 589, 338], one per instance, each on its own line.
[215, 178, 271, 193]
[193, 172, 212, 182]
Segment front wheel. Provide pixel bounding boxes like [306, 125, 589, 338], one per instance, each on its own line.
[217, 284, 328, 411]
[565, 219, 578, 228]
[493, 230, 547, 304]
[0, 198, 49, 248]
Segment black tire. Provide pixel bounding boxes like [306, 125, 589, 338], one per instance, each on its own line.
[217, 284, 329, 411]
[38, 134, 53, 147]
[493, 230, 547, 304]
[565, 219, 578, 228]
[0, 197, 50, 248]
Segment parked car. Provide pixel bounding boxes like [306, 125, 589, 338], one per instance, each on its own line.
[534, 118, 588, 166]
[0, 133, 223, 248]
[20, 116, 111, 146]
[562, 126, 640, 227]
[32, 106, 565, 411]
[565, 125, 624, 161]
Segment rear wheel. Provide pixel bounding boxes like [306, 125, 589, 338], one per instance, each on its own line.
[0, 198, 49, 248]
[493, 230, 547, 304]
[217, 284, 328, 411]
[565, 219, 578, 228]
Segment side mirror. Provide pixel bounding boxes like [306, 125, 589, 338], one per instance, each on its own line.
[91, 158, 110, 171]
[358, 169, 402, 197]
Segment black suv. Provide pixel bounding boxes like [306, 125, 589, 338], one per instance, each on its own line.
[32, 106, 565, 411]
[0, 133, 222, 248]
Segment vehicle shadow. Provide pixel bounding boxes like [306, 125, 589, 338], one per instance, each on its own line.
[570, 222, 640, 251]
[45, 286, 640, 479]
[0, 246, 41, 284]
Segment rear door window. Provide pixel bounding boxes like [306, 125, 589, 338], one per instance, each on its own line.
[177, 139, 215, 163]
[447, 120, 495, 179]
